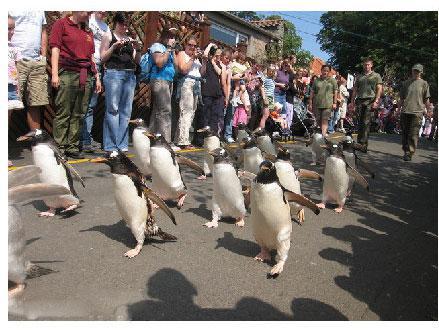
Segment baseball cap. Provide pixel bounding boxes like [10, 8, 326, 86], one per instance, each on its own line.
[412, 64, 423, 73]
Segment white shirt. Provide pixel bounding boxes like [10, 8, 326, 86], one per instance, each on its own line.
[182, 52, 201, 81]
[88, 13, 109, 64]
[9, 11, 46, 60]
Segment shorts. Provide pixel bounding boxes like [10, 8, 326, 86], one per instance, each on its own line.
[232, 105, 248, 127]
[8, 83, 19, 101]
[314, 108, 332, 124]
[339, 106, 347, 119]
[16, 58, 49, 107]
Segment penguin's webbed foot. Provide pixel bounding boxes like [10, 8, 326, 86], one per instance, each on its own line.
[334, 206, 343, 213]
[254, 248, 271, 262]
[39, 209, 56, 217]
[8, 282, 26, 298]
[124, 244, 142, 259]
[234, 218, 245, 227]
[203, 221, 218, 228]
[177, 193, 187, 209]
[297, 209, 305, 224]
[269, 261, 285, 277]
[316, 203, 326, 209]
[60, 204, 78, 213]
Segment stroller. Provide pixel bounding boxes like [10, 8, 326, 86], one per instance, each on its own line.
[290, 98, 316, 138]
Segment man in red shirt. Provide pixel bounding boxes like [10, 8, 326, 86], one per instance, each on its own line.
[49, 11, 101, 159]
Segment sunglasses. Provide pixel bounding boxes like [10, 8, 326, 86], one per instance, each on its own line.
[187, 43, 197, 47]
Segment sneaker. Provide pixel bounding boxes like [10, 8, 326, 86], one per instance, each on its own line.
[170, 144, 181, 151]
[121, 148, 129, 152]
[179, 144, 195, 150]
[8, 99, 24, 110]
[65, 151, 84, 159]
[226, 137, 235, 143]
[82, 145, 95, 153]
[338, 128, 346, 133]
[403, 153, 412, 161]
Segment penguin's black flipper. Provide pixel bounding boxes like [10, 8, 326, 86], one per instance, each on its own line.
[355, 155, 375, 179]
[297, 169, 323, 181]
[9, 183, 70, 204]
[157, 228, 177, 241]
[175, 155, 205, 176]
[58, 157, 85, 188]
[8, 165, 41, 188]
[140, 184, 177, 225]
[283, 189, 320, 215]
[346, 163, 369, 191]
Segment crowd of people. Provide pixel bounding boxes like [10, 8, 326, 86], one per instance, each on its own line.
[8, 11, 436, 164]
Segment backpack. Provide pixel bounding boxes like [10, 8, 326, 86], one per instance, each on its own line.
[138, 49, 153, 83]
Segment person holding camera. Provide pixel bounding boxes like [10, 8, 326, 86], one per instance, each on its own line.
[173, 36, 202, 149]
[147, 27, 177, 144]
[274, 60, 291, 115]
[100, 12, 141, 154]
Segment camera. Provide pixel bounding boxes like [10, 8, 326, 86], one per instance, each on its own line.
[208, 45, 217, 57]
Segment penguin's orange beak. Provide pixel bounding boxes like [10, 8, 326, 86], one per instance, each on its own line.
[90, 157, 108, 163]
[16, 135, 30, 142]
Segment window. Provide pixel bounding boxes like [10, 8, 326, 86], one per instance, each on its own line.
[210, 22, 248, 47]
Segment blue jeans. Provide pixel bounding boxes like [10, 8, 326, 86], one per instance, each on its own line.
[103, 69, 136, 152]
[223, 101, 234, 139]
[8, 83, 19, 100]
[274, 90, 287, 115]
[81, 65, 101, 146]
[328, 109, 340, 133]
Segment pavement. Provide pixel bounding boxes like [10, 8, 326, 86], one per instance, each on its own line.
[7, 133, 438, 321]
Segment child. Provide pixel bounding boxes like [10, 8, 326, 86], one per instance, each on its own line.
[232, 80, 251, 136]
[270, 102, 289, 130]
[258, 66, 276, 129]
[422, 109, 434, 137]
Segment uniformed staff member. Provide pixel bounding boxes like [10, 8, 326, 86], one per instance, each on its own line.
[349, 58, 383, 151]
[308, 64, 338, 136]
[398, 64, 431, 161]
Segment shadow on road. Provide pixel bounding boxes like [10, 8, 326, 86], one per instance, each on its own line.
[215, 231, 260, 258]
[318, 134, 438, 320]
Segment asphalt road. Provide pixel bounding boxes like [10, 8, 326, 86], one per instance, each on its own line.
[8, 133, 438, 320]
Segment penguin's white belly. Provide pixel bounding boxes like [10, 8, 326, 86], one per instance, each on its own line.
[32, 145, 77, 208]
[203, 136, 220, 175]
[8, 205, 26, 284]
[250, 182, 292, 250]
[212, 163, 246, 217]
[323, 156, 349, 203]
[132, 130, 151, 176]
[243, 148, 263, 175]
[275, 161, 302, 212]
[257, 136, 276, 155]
[150, 147, 185, 199]
[113, 174, 148, 226]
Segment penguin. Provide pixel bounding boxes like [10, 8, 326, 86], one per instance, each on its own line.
[241, 136, 264, 175]
[196, 126, 221, 180]
[9, 166, 70, 297]
[91, 150, 177, 258]
[247, 160, 320, 277]
[236, 122, 251, 143]
[265, 145, 322, 225]
[316, 143, 369, 213]
[145, 133, 205, 209]
[16, 129, 85, 217]
[306, 127, 328, 165]
[203, 148, 246, 228]
[128, 118, 152, 179]
[253, 127, 277, 156]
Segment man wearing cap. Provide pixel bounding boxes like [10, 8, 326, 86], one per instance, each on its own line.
[349, 58, 383, 151]
[398, 64, 431, 161]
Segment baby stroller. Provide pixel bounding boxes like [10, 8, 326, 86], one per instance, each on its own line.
[290, 100, 316, 138]
[265, 116, 294, 141]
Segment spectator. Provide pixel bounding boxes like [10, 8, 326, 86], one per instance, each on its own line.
[348, 58, 383, 151]
[270, 102, 289, 130]
[422, 106, 434, 138]
[336, 77, 349, 133]
[200, 44, 224, 137]
[246, 63, 267, 131]
[50, 11, 101, 159]
[274, 60, 291, 116]
[80, 11, 109, 153]
[8, 15, 24, 112]
[308, 64, 338, 136]
[174, 36, 202, 149]
[9, 11, 49, 130]
[259, 66, 276, 129]
[285, 72, 300, 129]
[429, 103, 437, 141]
[232, 80, 251, 137]
[398, 64, 431, 161]
[148, 26, 177, 144]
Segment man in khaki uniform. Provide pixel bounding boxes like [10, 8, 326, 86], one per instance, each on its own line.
[349, 58, 383, 151]
[399, 64, 431, 161]
[308, 64, 338, 136]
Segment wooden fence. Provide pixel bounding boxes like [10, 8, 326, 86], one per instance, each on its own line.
[8, 11, 210, 146]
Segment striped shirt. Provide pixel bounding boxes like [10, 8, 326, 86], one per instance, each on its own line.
[262, 76, 275, 98]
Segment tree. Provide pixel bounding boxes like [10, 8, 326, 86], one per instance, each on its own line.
[317, 12, 438, 99]
[229, 11, 262, 22]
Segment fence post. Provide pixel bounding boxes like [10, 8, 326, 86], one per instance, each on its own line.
[143, 11, 161, 50]
[199, 20, 211, 49]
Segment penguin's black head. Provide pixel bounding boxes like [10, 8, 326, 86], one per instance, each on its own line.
[197, 126, 215, 138]
[146, 133, 169, 147]
[253, 127, 268, 137]
[129, 118, 148, 130]
[241, 136, 257, 149]
[324, 143, 343, 157]
[276, 147, 291, 161]
[237, 122, 247, 130]
[256, 160, 278, 184]
[17, 129, 52, 144]
[209, 148, 230, 164]
[91, 150, 130, 174]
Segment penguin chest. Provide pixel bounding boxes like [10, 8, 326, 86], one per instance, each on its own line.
[132, 130, 151, 175]
[250, 182, 291, 249]
[243, 148, 263, 174]
[204, 136, 220, 173]
[150, 147, 185, 198]
[257, 136, 276, 155]
[212, 163, 245, 216]
[113, 174, 148, 223]
[275, 161, 302, 211]
[323, 156, 349, 202]
[32, 145, 68, 188]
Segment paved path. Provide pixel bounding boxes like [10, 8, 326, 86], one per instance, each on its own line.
[8, 133, 438, 320]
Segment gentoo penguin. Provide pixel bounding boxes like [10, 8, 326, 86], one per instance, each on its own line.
[306, 127, 328, 165]
[203, 148, 246, 228]
[253, 127, 277, 156]
[196, 126, 221, 180]
[247, 160, 320, 277]
[9, 166, 70, 297]
[265, 146, 322, 225]
[91, 151, 176, 258]
[236, 122, 251, 143]
[316, 143, 369, 213]
[145, 133, 205, 209]
[241, 137, 264, 175]
[17, 129, 85, 217]
[128, 118, 152, 179]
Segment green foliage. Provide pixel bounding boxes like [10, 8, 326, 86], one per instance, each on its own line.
[229, 11, 262, 21]
[317, 11, 438, 99]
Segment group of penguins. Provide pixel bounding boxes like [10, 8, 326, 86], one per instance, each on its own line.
[9, 119, 376, 296]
